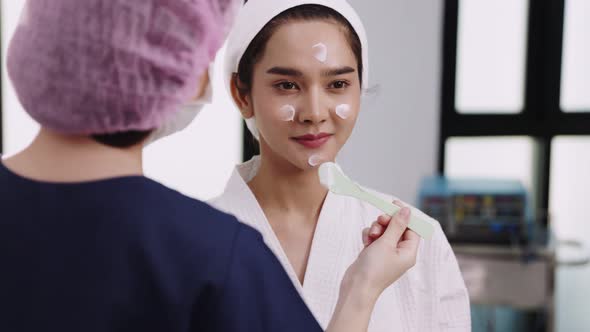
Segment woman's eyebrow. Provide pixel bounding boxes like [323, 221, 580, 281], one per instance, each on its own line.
[321, 66, 355, 77]
[266, 67, 303, 77]
[266, 66, 356, 77]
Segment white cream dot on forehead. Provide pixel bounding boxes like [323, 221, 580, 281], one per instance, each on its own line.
[312, 43, 328, 63]
[335, 104, 352, 119]
[308, 154, 325, 167]
[278, 104, 296, 122]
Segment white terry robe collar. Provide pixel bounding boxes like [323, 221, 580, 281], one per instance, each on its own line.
[217, 156, 354, 329]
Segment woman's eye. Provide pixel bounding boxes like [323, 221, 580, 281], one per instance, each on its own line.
[276, 82, 298, 90]
[330, 80, 349, 89]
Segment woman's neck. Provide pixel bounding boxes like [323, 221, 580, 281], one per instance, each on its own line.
[248, 152, 329, 222]
[2, 128, 144, 183]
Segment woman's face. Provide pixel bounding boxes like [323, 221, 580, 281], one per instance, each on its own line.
[248, 20, 361, 170]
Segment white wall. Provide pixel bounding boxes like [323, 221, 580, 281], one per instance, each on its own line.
[143, 46, 242, 200]
[338, 0, 443, 204]
[1, 0, 38, 155]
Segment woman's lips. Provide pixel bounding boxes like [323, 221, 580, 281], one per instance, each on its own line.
[292, 133, 332, 148]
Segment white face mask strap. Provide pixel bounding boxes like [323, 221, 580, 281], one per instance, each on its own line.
[145, 63, 216, 145]
[197, 63, 215, 105]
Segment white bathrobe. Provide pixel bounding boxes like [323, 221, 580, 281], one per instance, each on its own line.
[209, 157, 471, 331]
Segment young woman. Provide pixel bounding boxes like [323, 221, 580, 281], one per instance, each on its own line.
[211, 0, 471, 331]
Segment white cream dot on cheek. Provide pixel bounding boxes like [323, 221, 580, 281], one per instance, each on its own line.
[312, 43, 328, 63]
[278, 104, 296, 122]
[335, 104, 352, 119]
[308, 154, 325, 167]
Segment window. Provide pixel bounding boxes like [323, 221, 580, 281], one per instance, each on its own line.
[441, 1, 590, 330]
[550, 136, 590, 331]
[445, 136, 537, 195]
[455, 0, 529, 113]
[560, 0, 590, 112]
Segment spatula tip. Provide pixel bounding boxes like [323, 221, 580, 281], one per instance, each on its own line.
[318, 162, 337, 189]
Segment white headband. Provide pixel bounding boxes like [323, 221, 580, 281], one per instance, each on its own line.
[224, 0, 369, 139]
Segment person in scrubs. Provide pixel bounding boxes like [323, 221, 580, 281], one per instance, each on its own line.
[0, 0, 421, 331]
[211, 0, 472, 330]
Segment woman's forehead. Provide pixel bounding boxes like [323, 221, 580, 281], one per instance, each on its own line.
[258, 20, 357, 71]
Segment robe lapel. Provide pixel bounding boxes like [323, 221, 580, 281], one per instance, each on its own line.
[300, 191, 352, 328]
[221, 159, 358, 329]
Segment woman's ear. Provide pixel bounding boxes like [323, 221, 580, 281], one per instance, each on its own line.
[230, 73, 254, 119]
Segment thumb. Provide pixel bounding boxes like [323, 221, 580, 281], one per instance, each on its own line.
[379, 207, 411, 244]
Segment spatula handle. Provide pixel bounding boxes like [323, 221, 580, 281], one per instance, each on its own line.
[354, 190, 434, 240]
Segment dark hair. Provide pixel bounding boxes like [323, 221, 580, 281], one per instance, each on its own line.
[92, 130, 152, 148]
[235, 4, 363, 94]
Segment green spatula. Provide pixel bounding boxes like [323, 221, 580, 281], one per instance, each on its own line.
[318, 162, 434, 239]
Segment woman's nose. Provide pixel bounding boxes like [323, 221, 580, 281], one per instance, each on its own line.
[296, 88, 329, 124]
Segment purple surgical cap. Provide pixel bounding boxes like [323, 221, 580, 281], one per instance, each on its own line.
[7, 0, 239, 135]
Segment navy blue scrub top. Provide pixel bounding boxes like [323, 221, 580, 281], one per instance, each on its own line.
[0, 161, 323, 332]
